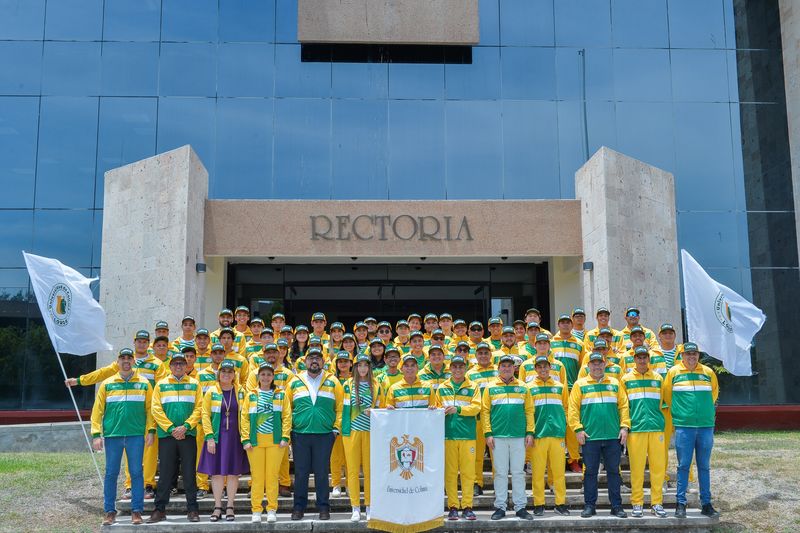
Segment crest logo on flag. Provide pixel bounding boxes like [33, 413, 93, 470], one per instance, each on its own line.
[389, 434, 424, 480]
[714, 291, 733, 333]
[47, 283, 72, 327]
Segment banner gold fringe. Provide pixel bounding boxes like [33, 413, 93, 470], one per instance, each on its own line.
[367, 516, 444, 533]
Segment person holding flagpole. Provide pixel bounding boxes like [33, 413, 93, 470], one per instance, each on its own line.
[90, 348, 154, 526]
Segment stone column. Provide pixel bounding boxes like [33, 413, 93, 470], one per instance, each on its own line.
[98, 145, 208, 366]
[779, 1, 800, 266]
[575, 147, 682, 340]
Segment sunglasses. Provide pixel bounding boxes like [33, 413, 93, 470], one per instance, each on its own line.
[378, 329, 391, 333]
[470, 327, 483, 332]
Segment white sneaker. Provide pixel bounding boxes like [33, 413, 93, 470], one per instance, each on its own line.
[332, 486, 342, 497]
[631, 505, 643, 518]
[251, 512, 262, 523]
[267, 510, 277, 523]
[351, 508, 361, 522]
[366, 506, 371, 520]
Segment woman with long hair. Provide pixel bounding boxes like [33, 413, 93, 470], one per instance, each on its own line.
[290, 325, 310, 365]
[241, 364, 291, 523]
[367, 337, 386, 371]
[342, 353, 382, 521]
[330, 351, 352, 498]
[198, 361, 250, 522]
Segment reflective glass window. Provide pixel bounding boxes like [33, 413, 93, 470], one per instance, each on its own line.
[556, 100, 585, 199]
[159, 43, 217, 97]
[219, 0, 276, 42]
[0, 0, 45, 40]
[100, 42, 159, 96]
[218, 43, 274, 97]
[611, 0, 669, 48]
[44, 0, 103, 41]
[42, 42, 101, 96]
[479, 0, 500, 46]
[35, 97, 98, 208]
[667, 0, 727, 49]
[555, 0, 612, 47]
[502, 100, 559, 199]
[273, 98, 331, 199]
[555, 47, 614, 101]
[746, 212, 799, 268]
[332, 63, 388, 99]
[671, 49, 729, 102]
[445, 46, 501, 100]
[586, 101, 617, 157]
[161, 0, 218, 42]
[214, 98, 273, 199]
[613, 49, 671, 102]
[156, 97, 216, 177]
[0, 211, 33, 267]
[0, 97, 39, 208]
[615, 102, 676, 173]
[445, 101, 502, 200]
[331, 100, 388, 200]
[275, 44, 331, 98]
[499, 0, 554, 46]
[673, 102, 736, 211]
[388, 63, 444, 100]
[275, 0, 298, 43]
[33, 210, 94, 268]
[95, 97, 157, 205]
[501, 47, 556, 100]
[387, 100, 445, 199]
[103, 0, 161, 41]
[0, 42, 42, 95]
[677, 211, 742, 269]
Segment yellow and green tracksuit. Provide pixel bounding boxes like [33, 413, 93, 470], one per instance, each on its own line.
[480, 376, 535, 438]
[244, 341, 265, 365]
[392, 336, 411, 355]
[240, 388, 291, 513]
[618, 325, 660, 353]
[341, 378, 382, 507]
[619, 345, 665, 374]
[661, 362, 718, 428]
[621, 369, 666, 506]
[466, 364, 498, 488]
[384, 378, 435, 408]
[377, 369, 403, 404]
[550, 333, 582, 390]
[659, 343, 684, 480]
[417, 362, 450, 390]
[194, 346, 212, 372]
[330, 374, 350, 489]
[517, 342, 538, 362]
[567, 375, 630, 440]
[223, 350, 250, 387]
[435, 377, 481, 509]
[210, 328, 247, 356]
[287, 370, 344, 433]
[577, 362, 623, 381]
[527, 376, 568, 506]
[447, 334, 470, 352]
[581, 327, 623, 363]
[91, 373, 154, 439]
[491, 344, 519, 366]
[151, 374, 203, 438]
[483, 336, 503, 351]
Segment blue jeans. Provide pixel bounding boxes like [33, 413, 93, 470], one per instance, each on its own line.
[104, 436, 145, 513]
[675, 427, 713, 505]
[581, 439, 622, 507]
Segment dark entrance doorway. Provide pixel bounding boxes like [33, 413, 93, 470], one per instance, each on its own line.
[227, 263, 550, 329]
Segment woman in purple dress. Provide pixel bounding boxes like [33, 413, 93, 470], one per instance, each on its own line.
[199, 360, 250, 521]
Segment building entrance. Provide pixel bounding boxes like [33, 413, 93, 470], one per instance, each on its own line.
[228, 263, 550, 329]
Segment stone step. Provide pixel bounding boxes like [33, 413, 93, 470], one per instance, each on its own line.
[103, 509, 718, 533]
[175, 470, 660, 492]
[116, 488, 696, 513]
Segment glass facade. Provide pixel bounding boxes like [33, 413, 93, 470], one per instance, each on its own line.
[0, 0, 796, 407]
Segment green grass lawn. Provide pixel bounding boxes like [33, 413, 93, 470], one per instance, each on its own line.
[0, 431, 798, 532]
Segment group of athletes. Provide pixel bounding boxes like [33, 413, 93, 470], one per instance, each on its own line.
[69, 305, 720, 525]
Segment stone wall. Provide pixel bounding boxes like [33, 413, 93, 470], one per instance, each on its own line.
[99, 146, 208, 366]
[576, 147, 682, 340]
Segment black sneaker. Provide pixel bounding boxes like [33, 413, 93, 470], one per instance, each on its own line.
[675, 504, 687, 518]
[516, 509, 533, 520]
[448, 507, 459, 521]
[144, 486, 155, 499]
[533, 505, 544, 516]
[554, 504, 570, 516]
[610, 507, 627, 518]
[701, 504, 720, 518]
[473, 485, 483, 496]
[580, 504, 596, 518]
[462, 508, 477, 521]
[490, 508, 505, 520]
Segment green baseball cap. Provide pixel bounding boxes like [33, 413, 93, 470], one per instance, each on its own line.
[450, 355, 467, 365]
[535, 333, 550, 343]
[634, 346, 649, 356]
[134, 330, 150, 340]
[196, 328, 209, 337]
[118, 348, 134, 357]
[211, 343, 224, 352]
[534, 355, 550, 365]
[683, 342, 699, 353]
[588, 352, 604, 362]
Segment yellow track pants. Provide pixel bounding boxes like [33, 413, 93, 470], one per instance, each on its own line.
[531, 437, 567, 506]
[445, 440, 476, 509]
[474, 421, 493, 488]
[195, 430, 209, 491]
[247, 434, 286, 513]
[343, 431, 370, 507]
[628, 431, 666, 506]
[330, 434, 347, 488]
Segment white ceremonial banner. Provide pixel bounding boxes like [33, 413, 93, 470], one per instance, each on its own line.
[681, 249, 766, 376]
[23, 251, 113, 355]
[369, 408, 444, 533]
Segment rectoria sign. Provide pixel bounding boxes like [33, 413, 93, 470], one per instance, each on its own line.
[310, 214, 473, 242]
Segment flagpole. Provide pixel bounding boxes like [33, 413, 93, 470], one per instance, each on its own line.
[55, 349, 104, 485]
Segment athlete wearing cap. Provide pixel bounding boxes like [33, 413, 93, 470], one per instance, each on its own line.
[377, 347, 403, 397]
[418, 345, 450, 389]
[194, 329, 213, 372]
[423, 313, 439, 341]
[217, 327, 250, 387]
[171, 316, 197, 354]
[484, 317, 504, 351]
[465, 342, 498, 496]
[447, 319, 470, 351]
[582, 307, 622, 359]
[232, 306, 253, 342]
[551, 314, 583, 390]
[310, 312, 330, 347]
[619, 307, 659, 352]
[491, 326, 520, 366]
[571, 308, 587, 342]
[523, 308, 552, 337]
[384, 354, 436, 409]
[211, 309, 246, 356]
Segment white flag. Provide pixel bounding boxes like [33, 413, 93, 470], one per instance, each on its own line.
[23, 251, 113, 355]
[369, 409, 444, 533]
[681, 249, 766, 376]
